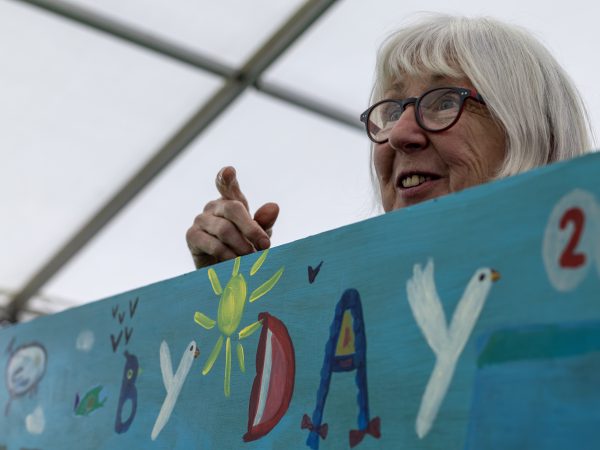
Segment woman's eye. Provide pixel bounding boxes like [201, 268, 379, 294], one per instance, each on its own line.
[437, 97, 459, 110]
[389, 111, 401, 120]
[386, 106, 403, 121]
[436, 96, 459, 111]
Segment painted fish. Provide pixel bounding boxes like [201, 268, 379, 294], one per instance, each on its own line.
[74, 385, 107, 416]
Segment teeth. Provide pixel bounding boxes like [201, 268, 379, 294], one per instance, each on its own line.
[401, 175, 431, 188]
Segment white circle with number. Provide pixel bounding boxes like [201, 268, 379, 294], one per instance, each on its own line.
[542, 189, 598, 292]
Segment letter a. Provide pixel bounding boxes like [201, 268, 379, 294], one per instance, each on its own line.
[302, 289, 380, 449]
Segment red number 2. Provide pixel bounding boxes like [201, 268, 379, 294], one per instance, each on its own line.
[559, 207, 586, 268]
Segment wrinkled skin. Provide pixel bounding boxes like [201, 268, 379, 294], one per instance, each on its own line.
[374, 76, 506, 211]
[186, 167, 279, 269]
[186, 76, 506, 269]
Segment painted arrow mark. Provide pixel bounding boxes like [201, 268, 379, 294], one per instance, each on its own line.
[124, 327, 134, 345]
[129, 297, 139, 318]
[111, 331, 123, 353]
[308, 261, 324, 284]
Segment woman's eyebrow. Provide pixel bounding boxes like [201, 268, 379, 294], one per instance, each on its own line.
[426, 75, 454, 89]
[386, 75, 450, 98]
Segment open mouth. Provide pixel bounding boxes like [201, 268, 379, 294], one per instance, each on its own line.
[398, 172, 441, 189]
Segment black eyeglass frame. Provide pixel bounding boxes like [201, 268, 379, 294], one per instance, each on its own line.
[359, 87, 485, 144]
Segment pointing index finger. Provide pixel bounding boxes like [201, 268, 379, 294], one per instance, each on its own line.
[216, 166, 249, 210]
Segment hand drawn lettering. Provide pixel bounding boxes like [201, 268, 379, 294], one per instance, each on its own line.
[407, 260, 499, 438]
[304, 289, 379, 449]
[151, 340, 199, 440]
[115, 351, 139, 434]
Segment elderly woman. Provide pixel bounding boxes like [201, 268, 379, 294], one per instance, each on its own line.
[186, 14, 593, 269]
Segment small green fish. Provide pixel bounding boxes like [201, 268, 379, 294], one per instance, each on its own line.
[74, 386, 107, 416]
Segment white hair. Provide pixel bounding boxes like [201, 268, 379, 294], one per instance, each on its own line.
[371, 14, 593, 178]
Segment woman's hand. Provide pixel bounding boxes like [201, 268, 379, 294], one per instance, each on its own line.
[186, 166, 279, 269]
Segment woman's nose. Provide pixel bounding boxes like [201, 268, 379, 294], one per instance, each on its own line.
[387, 105, 428, 152]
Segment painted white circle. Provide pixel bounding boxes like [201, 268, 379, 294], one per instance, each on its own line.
[542, 189, 597, 292]
[25, 405, 45, 435]
[76, 330, 95, 352]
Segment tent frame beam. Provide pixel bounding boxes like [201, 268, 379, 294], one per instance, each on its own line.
[5, 0, 356, 322]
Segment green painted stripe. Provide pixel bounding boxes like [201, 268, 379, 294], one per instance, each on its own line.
[477, 323, 600, 368]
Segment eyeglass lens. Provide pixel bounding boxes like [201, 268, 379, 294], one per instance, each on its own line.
[368, 88, 463, 142]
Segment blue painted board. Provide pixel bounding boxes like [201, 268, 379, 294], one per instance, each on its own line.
[2, 153, 600, 449]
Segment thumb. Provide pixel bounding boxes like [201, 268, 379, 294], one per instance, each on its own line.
[216, 166, 249, 210]
[254, 202, 279, 235]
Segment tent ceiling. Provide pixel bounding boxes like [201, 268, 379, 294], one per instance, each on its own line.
[1, 0, 599, 323]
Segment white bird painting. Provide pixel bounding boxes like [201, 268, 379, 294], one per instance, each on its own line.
[407, 259, 500, 439]
[151, 340, 200, 440]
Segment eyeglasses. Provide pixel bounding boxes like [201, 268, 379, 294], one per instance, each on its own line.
[360, 87, 485, 143]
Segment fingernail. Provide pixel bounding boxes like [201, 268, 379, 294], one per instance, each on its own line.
[258, 238, 270, 250]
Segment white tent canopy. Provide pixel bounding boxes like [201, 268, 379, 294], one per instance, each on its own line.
[1, 0, 598, 321]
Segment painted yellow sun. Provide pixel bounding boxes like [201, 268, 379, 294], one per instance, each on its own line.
[194, 249, 284, 397]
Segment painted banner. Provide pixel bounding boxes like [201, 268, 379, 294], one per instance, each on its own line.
[2, 153, 600, 449]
